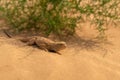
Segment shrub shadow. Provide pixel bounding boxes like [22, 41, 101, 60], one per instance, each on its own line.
[61, 34, 113, 56]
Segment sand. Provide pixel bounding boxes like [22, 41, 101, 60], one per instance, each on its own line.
[0, 22, 120, 80]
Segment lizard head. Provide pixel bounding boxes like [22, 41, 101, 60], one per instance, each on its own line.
[53, 42, 67, 51]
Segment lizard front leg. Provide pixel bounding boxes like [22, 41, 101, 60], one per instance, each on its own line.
[36, 43, 48, 52]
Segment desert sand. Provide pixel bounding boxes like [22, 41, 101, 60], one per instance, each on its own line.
[0, 20, 120, 80]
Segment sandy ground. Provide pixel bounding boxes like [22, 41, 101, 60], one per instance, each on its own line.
[0, 20, 120, 80]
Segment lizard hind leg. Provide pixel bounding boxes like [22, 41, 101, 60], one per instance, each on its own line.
[26, 37, 36, 45]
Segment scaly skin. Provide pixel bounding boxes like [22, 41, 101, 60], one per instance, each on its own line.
[20, 36, 67, 54]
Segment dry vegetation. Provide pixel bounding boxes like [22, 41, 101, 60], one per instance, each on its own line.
[0, 0, 120, 37]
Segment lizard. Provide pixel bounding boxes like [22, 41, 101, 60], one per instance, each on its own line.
[3, 29, 67, 55]
[30, 36, 67, 54]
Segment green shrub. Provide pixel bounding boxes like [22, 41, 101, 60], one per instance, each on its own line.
[0, 0, 120, 36]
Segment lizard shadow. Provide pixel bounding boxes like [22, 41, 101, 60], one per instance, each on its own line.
[28, 43, 61, 55]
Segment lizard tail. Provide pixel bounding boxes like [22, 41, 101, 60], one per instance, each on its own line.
[3, 29, 12, 38]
